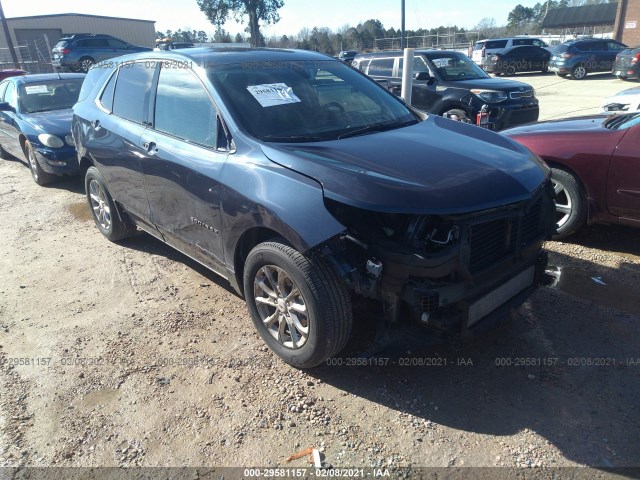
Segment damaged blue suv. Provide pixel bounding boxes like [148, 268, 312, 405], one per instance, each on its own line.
[73, 48, 555, 368]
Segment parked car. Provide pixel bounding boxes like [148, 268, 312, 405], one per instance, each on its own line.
[472, 37, 550, 68]
[338, 50, 358, 63]
[485, 45, 551, 76]
[548, 38, 627, 80]
[0, 69, 28, 81]
[73, 48, 555, 368]
[158, 42, 195, 51]
[51, 34, 152, 73]
[353, 50, 539, 130]
[0, 73, 84, 185]
[600, 86, 640, 114]
[612, 46, 640, 80]
[504, 114, 640, 238]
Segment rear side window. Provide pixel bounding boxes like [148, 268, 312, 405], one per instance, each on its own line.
[112, 62, 154, 123]
[154, 65, 217, 147]
[367, 58, 395, 76]
[486, 40, 508, 49]
[512, 39, 533, 46]
[554, 43, 570, 54]
[607, 41, 625, 51]
[108, 39, 129, 49]
[473, 42, 485, 51]
[78, 39, 109, 48]
[54, 41, 68, 48]
[99, 70, 118, 111]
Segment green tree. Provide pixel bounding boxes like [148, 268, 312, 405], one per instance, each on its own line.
[196, 0, 284, 47]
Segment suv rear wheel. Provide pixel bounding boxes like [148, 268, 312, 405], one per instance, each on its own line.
[243, 241, 353, 368]
[570, 64, 588, 80]
[78, 56, 95, 73]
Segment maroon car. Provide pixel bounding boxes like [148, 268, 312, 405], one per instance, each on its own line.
[504, 114, 640, 238]
[0, 69, 28, 81]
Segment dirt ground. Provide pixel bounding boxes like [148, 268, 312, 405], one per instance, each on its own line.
[1, 73, 640, 477]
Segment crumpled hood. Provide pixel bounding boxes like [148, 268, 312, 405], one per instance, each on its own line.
[23, 109, 73, 136]
[261, 116, 547, 214]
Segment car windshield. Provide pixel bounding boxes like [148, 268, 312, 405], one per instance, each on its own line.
[18, 79, 84, 114]
[604, 112, 640, 130]
[425, 53, 489, 81]
[207, 60, 419, 142]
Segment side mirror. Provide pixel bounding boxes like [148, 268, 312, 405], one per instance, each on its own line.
[415, 71, 430, 81]
[0, 102, 15, 113]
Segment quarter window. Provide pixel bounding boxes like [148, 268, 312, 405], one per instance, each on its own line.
[99, 70, 118, 111]
[112, 62, 154, 124]
[154, 65, 217, 147]
[367, 58, 395, 76]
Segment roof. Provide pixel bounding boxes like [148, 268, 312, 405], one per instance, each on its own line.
[542, 3, 618, 29]
[7, 13, 154, 24]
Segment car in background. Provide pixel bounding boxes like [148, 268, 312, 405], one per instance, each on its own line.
[73, 47, 554, 368]
[51, 34, 152, 73]
[612, 46, 640, 80]
[549, 38, 627, 80]
[158, 42, 195, 51]
[0, 73, 84, 185]
[338, 50, 358, 63]
[472, 37, 550, 68]
[485, 45, 551, 76]
[504, 114, 640, 238]
[0, 69, 28, 81]
[353, 50, 539, 130]
[600, 86, 640, 114]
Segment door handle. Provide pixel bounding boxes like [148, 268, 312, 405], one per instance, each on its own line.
[92, 119, 100, 130]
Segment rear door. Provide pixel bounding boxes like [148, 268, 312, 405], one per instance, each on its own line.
[0, 81, 22, 157]
[141, 62, 229, 271]
[82, 61, 154, 222]
[606, 122, 640, 220]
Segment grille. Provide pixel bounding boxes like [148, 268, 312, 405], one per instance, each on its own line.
[419, 293, 440, 313]
[510, 90, 533, 99]
[507, 106, 539, 125]
[468, 198, 543, 274]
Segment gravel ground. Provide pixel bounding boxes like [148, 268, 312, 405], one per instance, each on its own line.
[1, 73, 639, 478]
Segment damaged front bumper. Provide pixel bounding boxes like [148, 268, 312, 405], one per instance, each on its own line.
[320, 183, 555, 333]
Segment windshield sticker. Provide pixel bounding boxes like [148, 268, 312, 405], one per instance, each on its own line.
[247, 83, 301, 107]
[25, 85, 49, 95]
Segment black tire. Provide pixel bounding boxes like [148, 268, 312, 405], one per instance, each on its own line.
[570, 64, 587, 80]
[84, 166, 136, 241]
[243, 241, 353, 368]
[77, 56, 95, 73]
[25, 141, 55, 186]
[442, 108, 469, 123]
[550, 167, 587, 239]
[505, 64, 517, 76]
[0, 143, 11, 159]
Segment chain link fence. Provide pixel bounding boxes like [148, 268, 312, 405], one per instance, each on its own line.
[0, 34, 53, 73]
[374, 32, 481, 55]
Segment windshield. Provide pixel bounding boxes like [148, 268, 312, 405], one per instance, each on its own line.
[425, 53, 489, 81]
[604, 112, 640, 130]
[207, 60, 419, 142]
[18, 79, 84, 114]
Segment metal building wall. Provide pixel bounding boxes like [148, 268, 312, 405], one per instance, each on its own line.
[0, 14, 156, 48]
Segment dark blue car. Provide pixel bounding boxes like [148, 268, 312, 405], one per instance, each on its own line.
[0, 73, 84, 185]
[73, 48, 555, 368]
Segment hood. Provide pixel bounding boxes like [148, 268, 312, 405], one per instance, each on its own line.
[442, 77, 533, 92]
[503, 115, 609, 136]
[261, 116, 547, 215]
[22, 108, 73, 136]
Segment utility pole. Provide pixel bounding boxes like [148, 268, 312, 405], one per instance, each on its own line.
[0, 0, 19, 69]
[400, 0, 405, 50]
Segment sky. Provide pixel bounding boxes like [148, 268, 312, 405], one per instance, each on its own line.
[4, 0, 545, 38]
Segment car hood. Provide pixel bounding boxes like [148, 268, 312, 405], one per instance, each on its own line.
[261, 116, 547, 215]
[22, 109, 73, 136]
[442, 77, 534, 92]
[504, 115, 609, 135]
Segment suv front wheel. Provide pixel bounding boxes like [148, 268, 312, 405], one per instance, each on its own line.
[243, 241, 353, 368]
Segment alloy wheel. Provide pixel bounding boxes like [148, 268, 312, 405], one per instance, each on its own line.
[253, 265, 309, 349]
[88, 179, 111, 230]
[552, 178, 573, 228]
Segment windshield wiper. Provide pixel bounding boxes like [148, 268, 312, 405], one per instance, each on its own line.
[338, 120, 416, 139]
[27, 108, 54, 114]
